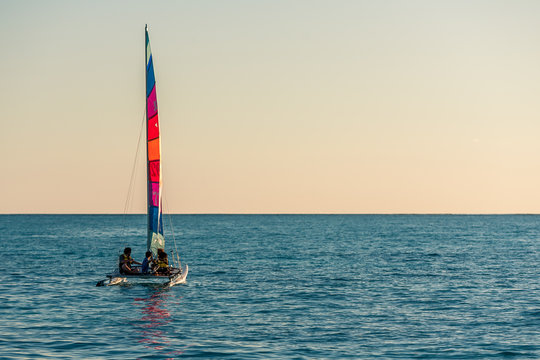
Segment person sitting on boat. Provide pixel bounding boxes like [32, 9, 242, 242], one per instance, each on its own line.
[155, 249, 170, 275]
[154, 248, 165, 268]
[119, 247, 141, 275]
[141, 251, 154, 274]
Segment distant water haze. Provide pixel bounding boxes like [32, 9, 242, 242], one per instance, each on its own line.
[2, 1, 540, 213]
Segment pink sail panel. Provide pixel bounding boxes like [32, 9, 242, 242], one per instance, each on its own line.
[148, 115, 159, 140]
[149, 160, 160, 182]
[147, 87, 157, 119]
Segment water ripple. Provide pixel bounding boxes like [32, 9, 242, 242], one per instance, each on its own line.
[0, 215, 539, 358]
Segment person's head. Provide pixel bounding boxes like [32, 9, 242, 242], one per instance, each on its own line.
[145, 251, 152, 259]
[124, 247, 131, 255]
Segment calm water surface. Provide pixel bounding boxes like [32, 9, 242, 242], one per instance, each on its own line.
[0, 215, 539, 359]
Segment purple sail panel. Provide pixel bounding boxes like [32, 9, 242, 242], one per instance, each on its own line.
[151, 183, 160, 207]
[147, 86, 157, 119]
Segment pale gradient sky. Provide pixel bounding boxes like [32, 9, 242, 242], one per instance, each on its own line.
[2, 0, 540, 213]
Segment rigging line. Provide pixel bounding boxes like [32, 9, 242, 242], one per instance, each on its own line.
[125, 107, 146, 214]
[121, 107, 147, 240]
[164, 194, 181, 269]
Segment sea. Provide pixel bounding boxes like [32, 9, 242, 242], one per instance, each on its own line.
[0, 215, 539, 359]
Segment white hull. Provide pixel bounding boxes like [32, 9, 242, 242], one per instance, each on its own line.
[101, 264, 188, 287]
[166, 264, 188, 287]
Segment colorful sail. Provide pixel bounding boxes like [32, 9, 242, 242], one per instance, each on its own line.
[145, 25, 164, 255]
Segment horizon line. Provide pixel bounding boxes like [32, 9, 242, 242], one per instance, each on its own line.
[2, 213, 540, 216]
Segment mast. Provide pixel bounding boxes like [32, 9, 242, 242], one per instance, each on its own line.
[145, 25, 164, 255]
[145, 24, 149, 251]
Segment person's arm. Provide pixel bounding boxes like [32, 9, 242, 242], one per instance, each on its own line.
[128, 256, 141, 265]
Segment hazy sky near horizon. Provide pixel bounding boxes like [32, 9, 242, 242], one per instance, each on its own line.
[2, 0, 540, 213]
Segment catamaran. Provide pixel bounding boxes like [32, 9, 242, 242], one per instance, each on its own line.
[98, 26, 188, 287]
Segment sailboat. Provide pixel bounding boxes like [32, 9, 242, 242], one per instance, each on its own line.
[98, 26, 188, 287]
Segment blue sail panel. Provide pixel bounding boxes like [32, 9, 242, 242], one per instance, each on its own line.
[146, 56, 155, 96]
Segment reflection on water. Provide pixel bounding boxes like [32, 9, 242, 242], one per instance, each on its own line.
[133, 287, 188, 358]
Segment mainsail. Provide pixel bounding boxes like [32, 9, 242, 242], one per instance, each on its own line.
[145, 25, 164, 255]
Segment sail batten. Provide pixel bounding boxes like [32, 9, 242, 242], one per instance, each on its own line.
[145, 26, 164, 255]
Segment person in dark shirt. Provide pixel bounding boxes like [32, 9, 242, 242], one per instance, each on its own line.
[141, 251, 153, 274]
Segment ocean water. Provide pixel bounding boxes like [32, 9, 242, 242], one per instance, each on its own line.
[0, 215, 539, 359]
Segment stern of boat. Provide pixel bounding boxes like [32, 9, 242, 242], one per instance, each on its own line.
[167, 264, 188, 287]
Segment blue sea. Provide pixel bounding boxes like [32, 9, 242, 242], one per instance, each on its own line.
[1, 215, 539, 359]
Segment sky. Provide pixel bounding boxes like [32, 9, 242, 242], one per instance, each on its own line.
[2, 0, 540, 214]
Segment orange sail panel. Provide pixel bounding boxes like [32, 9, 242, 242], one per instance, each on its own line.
[148, 139, 160, 161]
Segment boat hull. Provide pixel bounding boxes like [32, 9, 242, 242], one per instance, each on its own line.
[105, 265, 188, 287]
